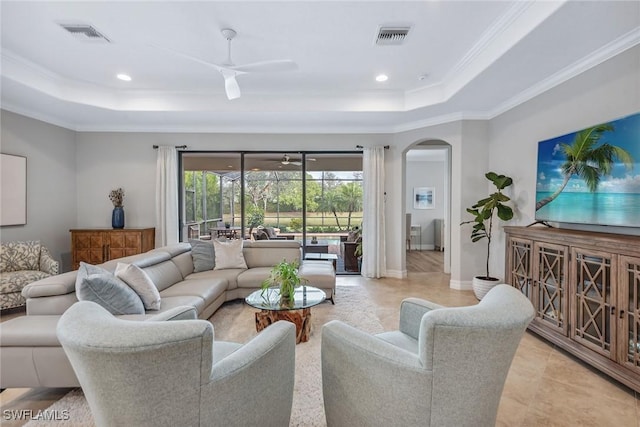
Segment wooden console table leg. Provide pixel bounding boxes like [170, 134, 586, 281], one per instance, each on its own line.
[255, 308, 312, 344]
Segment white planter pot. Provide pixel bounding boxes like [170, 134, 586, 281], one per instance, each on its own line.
[472, 276, 501, 300]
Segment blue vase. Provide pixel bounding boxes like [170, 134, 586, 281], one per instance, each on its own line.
[112, 207, 125, 229]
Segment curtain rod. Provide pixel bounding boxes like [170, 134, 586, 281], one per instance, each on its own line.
[152, 145, 187, 149]
[355, 145, 389, 150]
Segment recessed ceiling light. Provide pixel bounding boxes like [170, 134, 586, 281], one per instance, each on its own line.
[117, 73, 132, 82]
[376, 74, 388, 82]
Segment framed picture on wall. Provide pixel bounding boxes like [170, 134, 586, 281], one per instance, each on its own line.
[1, 153, 27, 226]
[414, 187, 434, 210]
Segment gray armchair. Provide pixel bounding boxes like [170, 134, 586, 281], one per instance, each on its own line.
[57, 301, 296, 427]
[321, 284, 534, 427]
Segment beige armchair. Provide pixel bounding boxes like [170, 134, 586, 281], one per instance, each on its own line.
[58, 301, 296, 427]
[321, 284, 534, 426]
[0, 240, 59, 310]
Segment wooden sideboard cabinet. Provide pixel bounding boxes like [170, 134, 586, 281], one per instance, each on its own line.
[504, 226, 640, 391]
[70, 228, 155, 270]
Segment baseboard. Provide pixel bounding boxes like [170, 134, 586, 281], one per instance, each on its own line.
[408, 244, 435, 251]
[449, 279, 472, 291]
[385, 269, 406, 279]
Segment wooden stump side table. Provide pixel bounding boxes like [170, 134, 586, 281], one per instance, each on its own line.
[255, 308, 312, 343]
[245, 286, 326, 344]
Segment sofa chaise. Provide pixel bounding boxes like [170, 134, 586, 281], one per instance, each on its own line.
[0, 239, 335, 388]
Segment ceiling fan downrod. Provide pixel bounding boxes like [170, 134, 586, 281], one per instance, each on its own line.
[221, 28, 236, 66]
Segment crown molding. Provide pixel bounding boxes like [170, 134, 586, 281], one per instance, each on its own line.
[406, 0, 566, 110]
[1, 103, 79, 131]
[487, 27, 640, 120]
[3, 23, 636, 135]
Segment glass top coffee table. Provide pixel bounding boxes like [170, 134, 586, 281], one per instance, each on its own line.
[245, 286, 326, 343]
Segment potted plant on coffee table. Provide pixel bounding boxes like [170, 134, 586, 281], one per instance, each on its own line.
[261, 259, 307, 305]
[461, 172, 514, 300]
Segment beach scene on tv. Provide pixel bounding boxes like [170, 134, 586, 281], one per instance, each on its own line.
[535, 112, 640, 228]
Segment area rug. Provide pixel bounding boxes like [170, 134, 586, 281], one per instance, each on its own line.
[25, 285, 384, 427]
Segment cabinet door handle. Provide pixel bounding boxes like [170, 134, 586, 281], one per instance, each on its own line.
[610, 306, 615, 316]
[619, 309, 625, 319]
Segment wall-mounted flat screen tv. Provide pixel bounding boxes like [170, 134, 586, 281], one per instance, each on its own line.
[535, 112, 640, 228]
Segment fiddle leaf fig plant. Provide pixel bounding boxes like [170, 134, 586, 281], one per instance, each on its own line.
[461, 172, 514, 279]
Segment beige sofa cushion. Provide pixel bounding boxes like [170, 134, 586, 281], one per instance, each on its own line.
[141, 260, 183, 292]
[243, 241, 301, 268]
[155, 294, 207, 314]
[185, 268, 244, 290]
[159, 279, 227, 307]
[236, 267, 272, 288]
[22, 271, 77, 299]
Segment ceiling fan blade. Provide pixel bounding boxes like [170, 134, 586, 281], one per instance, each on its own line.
[290, 161, 302, 166]
[222, 72, 241, 100]
[230, 59, 298, 73]
[150, 44, 224, 71]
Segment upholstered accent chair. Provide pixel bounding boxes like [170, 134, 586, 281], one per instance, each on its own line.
[0, 240, 59, 310]
[253, 226, 287, 240]
[321, 284, 534, 427]
[57, 301, 296, 427]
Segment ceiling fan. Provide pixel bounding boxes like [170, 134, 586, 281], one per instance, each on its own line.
[268, 154, 316, 166]
[156, 28, 297, 100]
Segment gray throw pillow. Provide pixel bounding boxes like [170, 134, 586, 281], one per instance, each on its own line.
[190, 239, 215, 272]
[75, 262, 145, 315]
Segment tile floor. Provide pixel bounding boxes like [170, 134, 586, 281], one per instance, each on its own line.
[2, 271, 639, 426]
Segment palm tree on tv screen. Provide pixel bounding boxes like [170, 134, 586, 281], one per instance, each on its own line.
[536, 123, 634, 211]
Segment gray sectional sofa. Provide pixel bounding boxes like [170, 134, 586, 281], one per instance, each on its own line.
[0, 240, 335, 388]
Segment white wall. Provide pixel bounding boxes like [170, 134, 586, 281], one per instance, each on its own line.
[406, 156, 445, 249]
[0, 110, 77, 271]
[488, 44, 640, 280]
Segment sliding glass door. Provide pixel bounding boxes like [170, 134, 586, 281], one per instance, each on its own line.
[181, 153, 241, 239]
[180, 151, 362, 274]
[243, 153, 303, 241]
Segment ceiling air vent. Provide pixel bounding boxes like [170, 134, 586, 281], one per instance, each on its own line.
[375, 27, 410, 46]
[58, 23, 111, 43]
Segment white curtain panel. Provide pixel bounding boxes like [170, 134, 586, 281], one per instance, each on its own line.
[361, 146, 386, 278]
[155, 146, 179, 247]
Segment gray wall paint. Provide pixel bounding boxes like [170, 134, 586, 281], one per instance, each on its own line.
[74, 132, 392, 230]
[0, 110, 77, 272]
[488, 44, 640, 280]
[406, 158, 445, 249]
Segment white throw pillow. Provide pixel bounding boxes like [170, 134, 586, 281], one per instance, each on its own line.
[115, 262, 162, 310]
[213, 239, 248, 270]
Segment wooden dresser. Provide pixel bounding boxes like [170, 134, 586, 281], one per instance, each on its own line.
[70, 228, 155, 270]
[504, 226, 640, 391]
